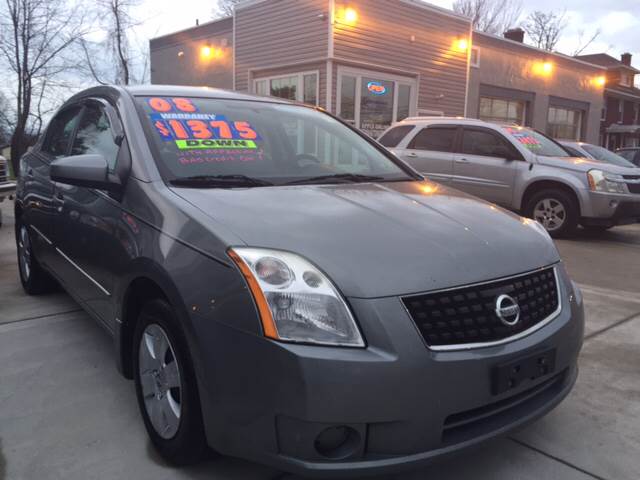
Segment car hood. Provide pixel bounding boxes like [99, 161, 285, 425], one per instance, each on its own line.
[536, 155, 640, 175]
[171, 181, 560, 298]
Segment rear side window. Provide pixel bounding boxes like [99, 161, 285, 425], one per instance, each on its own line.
[408, 127, 457, 152]
[71, 104, 120, 171]
[42, 107, 83, 158]
[378, 125, 414, 147]
[461, 129, 512, 157]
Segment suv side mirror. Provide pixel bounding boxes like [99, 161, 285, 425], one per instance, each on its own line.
[50, 154, 121, 192]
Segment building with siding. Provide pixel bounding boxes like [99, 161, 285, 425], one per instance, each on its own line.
[149, 0, 605, 143]
[468, 29, 605, 144]
[575, 53, 640, 149]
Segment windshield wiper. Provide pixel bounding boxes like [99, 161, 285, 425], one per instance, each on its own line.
[169, 174, 273, 188]
[284, 173, 387, 185]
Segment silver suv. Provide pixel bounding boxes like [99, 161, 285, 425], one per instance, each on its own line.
[379, 118, 640, 237]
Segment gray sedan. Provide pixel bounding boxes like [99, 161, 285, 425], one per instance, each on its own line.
[14, 86, 584, 477]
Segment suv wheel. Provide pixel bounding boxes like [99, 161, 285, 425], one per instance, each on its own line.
[16, 221, 57, 294]
[133, 299, 208, 466]
[524, 189, 578, 238]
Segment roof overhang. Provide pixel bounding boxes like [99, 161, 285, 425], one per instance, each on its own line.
[606, 124, 640, 134]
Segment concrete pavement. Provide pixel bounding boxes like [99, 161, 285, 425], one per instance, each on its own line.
[1, 200, 639, 480]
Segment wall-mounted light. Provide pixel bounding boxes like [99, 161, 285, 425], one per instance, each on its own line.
[533, 60, 554, 77]
[454, 37, 469, 53]
[201, 45, 212, 58]
[200, 45, 224, 62]
[177, 51, 185, 58]
[594, 75, 606, 87]
[336, 6, 358, 25]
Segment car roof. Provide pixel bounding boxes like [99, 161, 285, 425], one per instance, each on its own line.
[397, 117, 517, 129]
[65, 84, 297, 107]
[617, 147, 640, 151]
[123, 85, 293, 104]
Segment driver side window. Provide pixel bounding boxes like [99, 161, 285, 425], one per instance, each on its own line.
[42, 107, 83, 159]
[71, 104, 120, 171]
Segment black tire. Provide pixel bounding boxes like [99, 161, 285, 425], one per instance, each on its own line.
[523, 189, 579, 238]
[15, 220, 58, 295]
[581, 224, 613, 232]
[133, 299, 208, 466]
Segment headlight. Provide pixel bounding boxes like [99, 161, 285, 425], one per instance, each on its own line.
[587, 169, 627, 194]
[228, 248, 365, 347]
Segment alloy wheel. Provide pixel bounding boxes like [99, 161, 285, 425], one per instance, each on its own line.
[18, 225, 32, 281]
[138, 323, 182, 439]
[533, 198, 566, 232]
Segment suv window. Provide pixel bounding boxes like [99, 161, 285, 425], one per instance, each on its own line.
[71, 104, 120, 171]
[42, 107, 83, 158]
[408, 127, 457, 152]
[378, 125, 414, 148]
[461, 129, 513, 157]
[563, 145, 583, 157]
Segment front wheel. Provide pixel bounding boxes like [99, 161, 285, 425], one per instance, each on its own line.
[16, 221, 57, 294]
[133, 299, 208, 466]
[523, 189, 579, 238]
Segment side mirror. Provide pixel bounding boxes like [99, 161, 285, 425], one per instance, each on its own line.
[50, 154, 121, 192]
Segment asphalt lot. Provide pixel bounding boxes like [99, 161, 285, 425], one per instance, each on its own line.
[1, 199, 639, 480]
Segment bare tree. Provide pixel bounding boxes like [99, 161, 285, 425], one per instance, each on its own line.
[82, 0, 142, 85]
[0, 0, 87, 174]
[0, 92, 12, 145]
[523, 10, 567, 51]
[453, 0, 523, 35]
[572, 28, 602, 56]
[212, 0, 241, 19]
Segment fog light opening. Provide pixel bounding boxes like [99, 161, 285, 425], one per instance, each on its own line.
[314, 426, 360, 459]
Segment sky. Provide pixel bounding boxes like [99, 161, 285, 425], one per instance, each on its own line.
[132, 0, 640, 77]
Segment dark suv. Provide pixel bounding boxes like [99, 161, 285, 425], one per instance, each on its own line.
[14, 85, 584, 477]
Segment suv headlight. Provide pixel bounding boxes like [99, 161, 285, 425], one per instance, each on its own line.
[228, 248, 365, 347]
[587, 169, 627, 194]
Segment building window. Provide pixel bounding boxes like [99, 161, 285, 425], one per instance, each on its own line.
[618, 99, 623, 122]
[479, 97, 526, 125]
[620, 72, 632, 87]
[397, 84, 411, 122]
[547, 106, 583, 140]
[303, 74, 318, 105]
[336, 67, 417, 138]
[252, 71, 319, 106]
[470, 46, 480, 68]
[339, 75, 357, 124]
[270, 76, 298, 100]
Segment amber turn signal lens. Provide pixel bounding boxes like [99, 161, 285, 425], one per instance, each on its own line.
[228, 249, 279, 339]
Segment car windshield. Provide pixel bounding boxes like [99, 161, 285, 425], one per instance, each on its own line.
[583, 144, 636, 168]
[136, 96, 415, 186]
[501, 126, 569, 157]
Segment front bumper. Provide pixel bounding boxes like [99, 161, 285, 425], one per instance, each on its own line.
[194, 266, 584, 478]
[581, 191, 640, 226]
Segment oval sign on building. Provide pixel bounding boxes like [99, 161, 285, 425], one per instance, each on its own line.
[367, 81, 387, 95]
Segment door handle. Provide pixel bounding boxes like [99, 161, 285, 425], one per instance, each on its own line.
[455, 157, 469, 163]
[406, 152, 418, 158]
